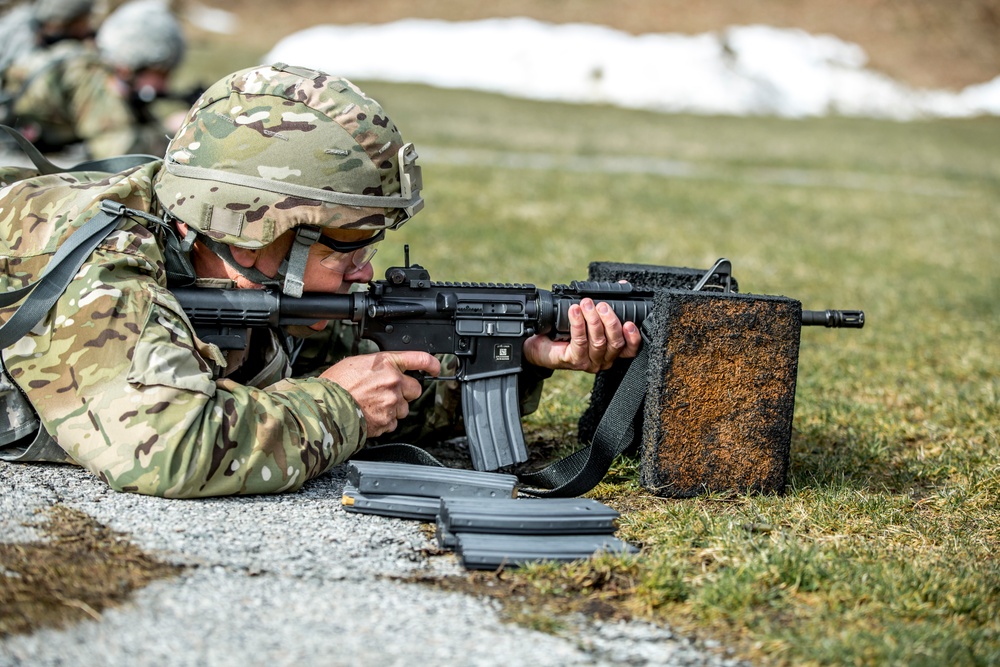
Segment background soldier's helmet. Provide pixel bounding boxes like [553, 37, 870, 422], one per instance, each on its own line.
[95, 0, 186, 72]
[32, 0, 94, 24]
[153, 63, 424, 250]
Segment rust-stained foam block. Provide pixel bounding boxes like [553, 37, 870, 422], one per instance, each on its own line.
[640, 290, 802, 497]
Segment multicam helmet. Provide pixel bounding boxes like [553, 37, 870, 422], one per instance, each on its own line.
[153, 63, 424, 295]
[96, 0, 185, 72]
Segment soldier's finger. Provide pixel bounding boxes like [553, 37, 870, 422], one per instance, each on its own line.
[400, 374, 424, 402]
[622, 321, 642, 358]
[581, 299, 609, 369]
[566, 303, 590, 363]
[595, 302, 626, 365]
[389, 351, 441, 377]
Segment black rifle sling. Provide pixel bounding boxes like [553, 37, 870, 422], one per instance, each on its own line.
[349, 441, 450, 467]
[0, 123, 61, 174]
[517, 316, 653, 497]
[0, 124, 158, 175]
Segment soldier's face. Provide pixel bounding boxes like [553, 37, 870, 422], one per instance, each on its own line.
[247, 229, 376, 331]
[249, 229, 376, 294]
[181, 222, 375, 298]
[130, 67, 171, 97]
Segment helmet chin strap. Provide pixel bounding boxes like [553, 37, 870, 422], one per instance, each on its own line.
[201, 237, 282, 289]
[199, 226, 320, 297]
[281, 226, 319, 298]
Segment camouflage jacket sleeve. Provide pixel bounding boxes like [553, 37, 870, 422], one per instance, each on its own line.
[0, 171, 367, 497]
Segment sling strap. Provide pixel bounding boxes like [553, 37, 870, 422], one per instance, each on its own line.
[516, 316, 654, 497]
[0, 124, 157, 176]
[350, 442, 451, 467]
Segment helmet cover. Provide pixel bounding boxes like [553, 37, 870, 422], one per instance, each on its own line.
[96, 0, 185, 71]
[153, 62, 423, 249]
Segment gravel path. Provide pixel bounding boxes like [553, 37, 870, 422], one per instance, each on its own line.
[0, 462, 748, 667]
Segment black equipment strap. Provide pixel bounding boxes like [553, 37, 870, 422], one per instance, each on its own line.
[517, 317, 653, 497]
[0, 124, 157, 175]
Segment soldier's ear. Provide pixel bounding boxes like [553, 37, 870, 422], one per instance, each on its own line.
[230, 246, 258, 268]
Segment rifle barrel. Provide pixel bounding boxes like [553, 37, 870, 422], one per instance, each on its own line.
[801, 309, 865, 328]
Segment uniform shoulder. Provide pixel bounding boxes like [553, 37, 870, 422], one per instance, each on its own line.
[0, 166, 42, 187]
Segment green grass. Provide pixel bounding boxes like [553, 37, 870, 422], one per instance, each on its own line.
[353, 83, 999, 666]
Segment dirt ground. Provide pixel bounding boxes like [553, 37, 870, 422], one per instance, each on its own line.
[0, 506, 182, 637]
[196, 0, 1000, 90]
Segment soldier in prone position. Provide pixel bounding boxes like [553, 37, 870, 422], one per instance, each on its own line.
[0, 63, 641, 498]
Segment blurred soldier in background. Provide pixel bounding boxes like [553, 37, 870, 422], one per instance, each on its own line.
[0, 0, 97, 84]
[1, 0, 187, 159]
[29, 0, 97, 45]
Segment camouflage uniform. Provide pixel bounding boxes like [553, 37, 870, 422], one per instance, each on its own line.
[2, 40, 171, 158]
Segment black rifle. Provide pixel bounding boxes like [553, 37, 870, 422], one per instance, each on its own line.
[172, 250, 863, 471]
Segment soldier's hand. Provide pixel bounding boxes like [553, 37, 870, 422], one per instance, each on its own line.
[321, 351, 440, 437]
[522, 298, 642, 373]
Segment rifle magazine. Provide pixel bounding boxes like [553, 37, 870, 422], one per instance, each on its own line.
[461, 374, 528, 471]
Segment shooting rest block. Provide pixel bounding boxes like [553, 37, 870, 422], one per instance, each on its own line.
[582, 262, 800, 497]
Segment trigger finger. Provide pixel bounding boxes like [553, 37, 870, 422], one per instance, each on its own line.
[401, 374, 424, 402]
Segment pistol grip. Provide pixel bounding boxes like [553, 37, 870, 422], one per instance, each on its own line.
[461, 374, 528, 471]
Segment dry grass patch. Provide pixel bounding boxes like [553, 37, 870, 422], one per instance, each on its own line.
[0, 505, 184, 637]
